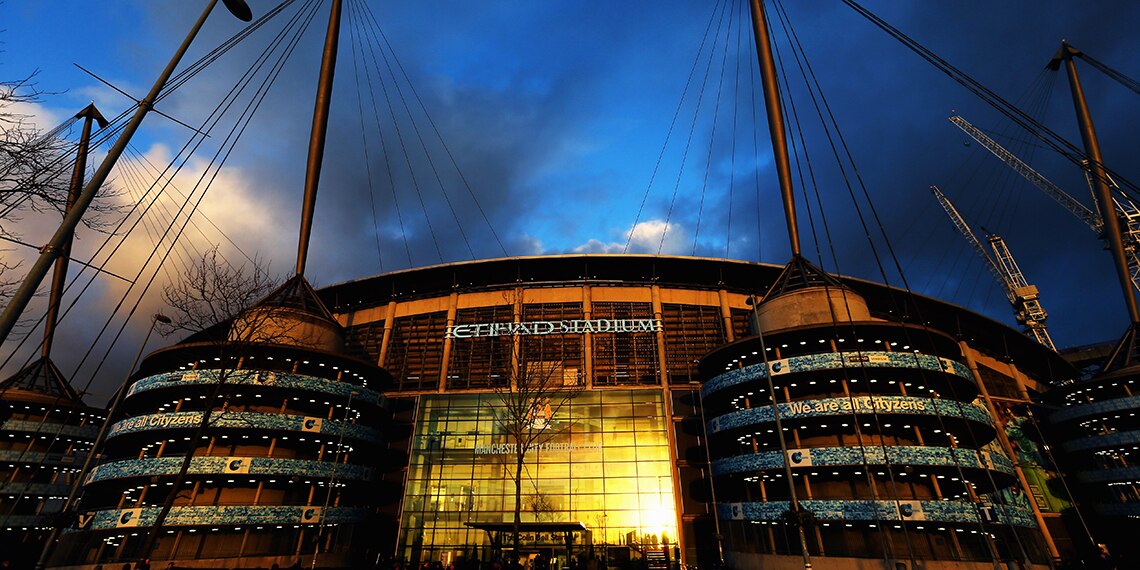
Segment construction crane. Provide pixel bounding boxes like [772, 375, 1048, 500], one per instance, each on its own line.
[931, 185, 1056, 350]
[949, 113, 1140, 292]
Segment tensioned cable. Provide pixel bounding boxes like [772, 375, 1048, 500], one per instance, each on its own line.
[0, 1, 302, 370]
[114, 153, 198, 285]
[1077, 50, 1140, 96]
[360, 1, 510, 258]
[657, 0, 734, 255]
[770, 1, 1024, 562]
[765, 10, 901, 563]
[354, 9, 475, 262]
[157, 0, 301, 102]
[0, 0, 321, 391]
[71, 0, 325, 392]
[349, 6, 444, 263]
[723, 0, 746, 259]
[124, 143, 260, 268]
[840, 0, 1140, 202]
[623, 0, 725, 254]
[115, 147, 247, 288]
[344, 1, 411, 266]
[41, 17, 328, 526]
[774, 2, 1067, 562]
[353, 1, 486, 261]
[345, 1, 386, 272]
[690, 0, 738, 256]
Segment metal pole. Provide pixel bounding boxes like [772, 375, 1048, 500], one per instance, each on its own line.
[40, 104, 107, 359]
[313, 390, 357, 569]
[295, 0, 343, 276]
[0, 0, 225, 346]
[754, 328, 812, 569]
[1054, 42, 1140, 324]
[694, 383, 725, 566]
[33, 313, 169, 570]
[747, 0, 801, 257]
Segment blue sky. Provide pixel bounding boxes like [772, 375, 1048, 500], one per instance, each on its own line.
[3, 1, 1140, 398]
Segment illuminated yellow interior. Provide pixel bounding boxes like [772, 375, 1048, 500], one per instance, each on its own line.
[398, 390, 678, 561]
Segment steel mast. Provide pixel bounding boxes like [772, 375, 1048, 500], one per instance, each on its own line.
[0, 0, 252, 347]
[746, 1, 812, 568]
[1049, 41, 1140, 324]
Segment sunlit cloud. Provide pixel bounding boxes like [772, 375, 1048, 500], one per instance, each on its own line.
[572, 220, 690, 255]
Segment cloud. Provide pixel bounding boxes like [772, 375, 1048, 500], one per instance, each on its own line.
[6, 0, 1140, 397]
[571, 220, 691, 256]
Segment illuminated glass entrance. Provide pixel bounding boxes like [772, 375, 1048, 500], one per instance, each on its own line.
[398, 390, 678, 565]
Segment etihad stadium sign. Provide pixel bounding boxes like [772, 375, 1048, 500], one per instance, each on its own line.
[446, 318, 662, 339]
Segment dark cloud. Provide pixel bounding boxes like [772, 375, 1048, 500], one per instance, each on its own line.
[4, 1, 1140, 400]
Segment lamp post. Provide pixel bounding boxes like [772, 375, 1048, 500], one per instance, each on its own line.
[692, 380, 724, 567]
[34, 313, 170, 570]
[312, 390, 358, 569]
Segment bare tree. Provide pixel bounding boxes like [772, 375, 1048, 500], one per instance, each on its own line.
[528, 491, 555, 523]
[0, 74, 121, 226]
[1, 76, 69, 217]
[0, 73, 122, 308]
[488, 350, 585, 560]
[158, 244, 279, 338]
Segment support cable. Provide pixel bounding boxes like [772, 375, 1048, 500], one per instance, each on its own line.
[724, 0, 745, 259]
[691, 0, 738, 255]
[0, 0, 320, 386]
[72, 0, 324, 392]
[771, 2, 1031, 565]
[352, 3, 475, 261]
[623, 0, 725, 254]
[767, 11, 903, 564]
[346, 1, 386, 272]
[1076, 50, 1140, 96]
[840, 0, 1140, 200]
[361, 0, 511, 257]
[776, 2, 1077, 562]
[350, 6, 444, 263]
[657, 0, 733, 255]
[344, 0, 412, 266]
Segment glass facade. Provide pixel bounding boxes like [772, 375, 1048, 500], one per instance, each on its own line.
[399, 390, 678, 565]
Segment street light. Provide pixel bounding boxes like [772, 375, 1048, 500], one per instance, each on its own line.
[34, 313, 170, 569]
[312, 390, 359, 569]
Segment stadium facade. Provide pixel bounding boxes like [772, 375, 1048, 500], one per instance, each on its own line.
[1, 361, 103, 568]
[1049, 330, 1140, 564]
[47, 277, 395, 569]
[319, 255, 1073, 569]
[35, 254, 1082, 569]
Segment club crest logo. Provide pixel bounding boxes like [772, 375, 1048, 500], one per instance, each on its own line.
[116, 508, 142, 528]
[528, 398, 554, 430]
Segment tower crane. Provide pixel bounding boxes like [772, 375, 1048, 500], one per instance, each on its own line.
[949, 114, 1140, 292]
[930, 185, 1056, 350]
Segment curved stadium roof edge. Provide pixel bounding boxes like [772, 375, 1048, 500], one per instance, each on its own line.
[308, 254, 1075, 383]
